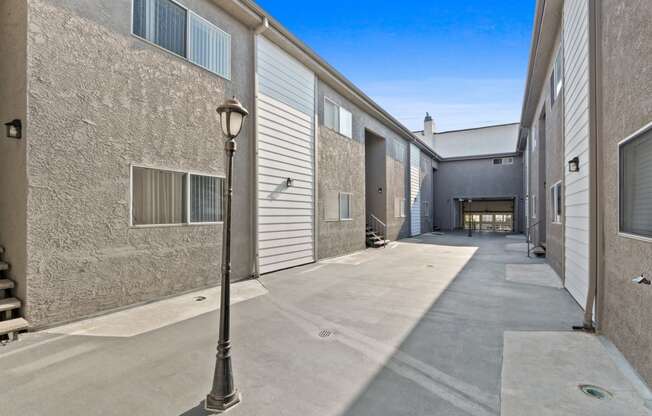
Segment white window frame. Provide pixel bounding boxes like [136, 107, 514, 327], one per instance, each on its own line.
[551, 181, 562, 224]
[323, 97, 353, 139]
[618, 121, 652, 242]
[339, 192, 353, 221]
[503, 157, 514, 165]
[532, 195, 537, 219]
[129, 164, 224, 228]
[130, 0, 232, 80]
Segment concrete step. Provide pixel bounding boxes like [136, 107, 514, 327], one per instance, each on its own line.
[532, 246, 546, 257]
[373, 240, 388, 247]
[0, 261, 8, 271]
[0, 317, 28, 337]
[0, 298, 21, 313]
[0, 279, 15, 290]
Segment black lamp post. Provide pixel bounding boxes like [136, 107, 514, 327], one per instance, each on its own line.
[205, 97, 249, 413]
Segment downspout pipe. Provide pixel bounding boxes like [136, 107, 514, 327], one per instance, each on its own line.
[580, 0, 600, 331]
[250, 16, 269, 279]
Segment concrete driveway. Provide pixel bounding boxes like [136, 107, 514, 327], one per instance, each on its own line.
[0, 233, 583, 416]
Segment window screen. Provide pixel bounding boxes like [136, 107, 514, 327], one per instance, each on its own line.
[339, 108, 353, 139]
[132, 167, 186, 225]
[133, 0, 187, 57]
[324, 99, 339, 132]
[339, 193, 352, 220]
[620, 127, 652, 238]
[190, 174, 223, 223]
[189, 13, 231, 79]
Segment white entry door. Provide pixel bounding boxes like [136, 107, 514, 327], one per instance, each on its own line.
[256, 36, 316, 274]
[410, 143, 421, 236]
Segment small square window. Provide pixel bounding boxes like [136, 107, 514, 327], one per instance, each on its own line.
[493, 158, 503, 165]
[620, 125, 652, 238]
[339, 193, 352, 220]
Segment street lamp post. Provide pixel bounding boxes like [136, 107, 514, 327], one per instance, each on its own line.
[205, 97, 249, 413]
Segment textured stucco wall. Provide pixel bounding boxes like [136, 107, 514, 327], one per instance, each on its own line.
[545, 56, 565, 278]
[316, 126, 365, 259]
[24, 0, 254, 328]
[318, 80, 412, 245]
[0, 0, 28, 307]
[385, 148, 409, 240]
[600, 0, 652, 386]
[434, 156, 525, 232]
[420, 152, 434, 233]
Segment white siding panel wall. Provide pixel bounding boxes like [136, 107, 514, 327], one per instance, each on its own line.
[563, 0, 591, 309]
[256, 36, 316, 274]
[410, 144, 421, 236]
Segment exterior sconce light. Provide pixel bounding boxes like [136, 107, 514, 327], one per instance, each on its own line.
[5, 119, 22, 139]
[378, 187, 383, 194]
[217, 97, 249, 140]
[286, 177, 293, 187]
[568, 157, 580, 173]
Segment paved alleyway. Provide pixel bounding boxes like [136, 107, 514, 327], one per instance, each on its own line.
[0, 233, 583, 416]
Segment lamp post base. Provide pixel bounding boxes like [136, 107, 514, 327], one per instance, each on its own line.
[205, 390, 241, 413]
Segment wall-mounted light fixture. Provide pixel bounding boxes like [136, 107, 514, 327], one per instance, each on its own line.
[568, 156, 580, 173]
[4, 119, 22, 139]
[286, 177, 293, 188]
[378, 187, 383, 194]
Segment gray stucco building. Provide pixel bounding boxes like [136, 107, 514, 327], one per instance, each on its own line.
[521, 0, 652, 387]
[0, 0, 439, 331]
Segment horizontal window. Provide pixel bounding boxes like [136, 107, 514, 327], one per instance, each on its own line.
[324, 98, 353, 139]
[190, 174, 223, 223]
[324, 190, 353, 221]
[494, 157, 514, 166]
[132, 166, 223, 226]
[132, 167, 187, 225]
[620, 125, 652, 238]
[132, 0, 231, 79]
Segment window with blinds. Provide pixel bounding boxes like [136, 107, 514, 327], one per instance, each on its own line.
[339, 193, 352, 220]
[132, 0, 231, 79]
[620, 125, 652, 238]
[132, 167, 186, 225]
[324, 97, 353, 139]
[131, 167, 223, 226]
[188, 13, 231, 79]
[190, 174, 223, 223]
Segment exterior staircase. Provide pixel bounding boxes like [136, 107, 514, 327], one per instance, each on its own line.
[366, 214, 389, 248]
[0, 246, 29, 341]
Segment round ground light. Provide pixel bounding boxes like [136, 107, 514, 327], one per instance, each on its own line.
[579, 384, 613, 400]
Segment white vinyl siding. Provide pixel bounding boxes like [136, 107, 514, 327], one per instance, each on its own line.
[563, 0, 591, 309]
[620, 124, 652, 238]
[188, 12, 231, 79]
[132, 0, 231, 79]
[410, 144, 421, 236]
[256, 36, 316, 274]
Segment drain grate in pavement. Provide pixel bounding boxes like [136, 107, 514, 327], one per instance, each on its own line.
[194, 296, 207, 302]
[579, 384, 613, 400]
[318, 330, 332, 338]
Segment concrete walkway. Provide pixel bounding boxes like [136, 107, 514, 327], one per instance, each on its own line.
[0, 233, 585, 415]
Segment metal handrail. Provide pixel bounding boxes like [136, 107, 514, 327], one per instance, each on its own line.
[526, 220, 543, 258]
[368, 214, 388, 248]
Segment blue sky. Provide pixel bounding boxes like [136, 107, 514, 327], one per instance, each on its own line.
[256, 0, 536, 132]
